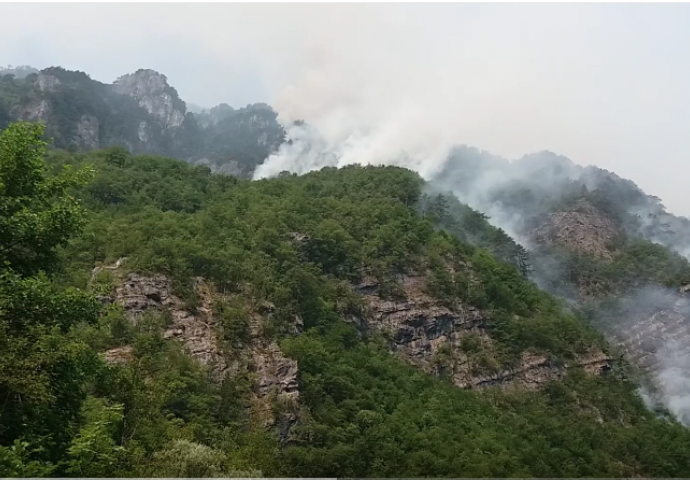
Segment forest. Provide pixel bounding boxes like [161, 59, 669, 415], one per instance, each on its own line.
[3, 121, 690, 477]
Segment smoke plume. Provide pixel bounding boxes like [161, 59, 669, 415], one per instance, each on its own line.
[247, 4, 690, 425]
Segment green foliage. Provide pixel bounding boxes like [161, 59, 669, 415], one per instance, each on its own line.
[0, 122, 102, 468]
[66, 397, 125, 476]
[419, 191, 530, 273]
[0, 440, 56, 477]
[3, 122, 690, 477]
[0, 122, 94, 276]
[276, 322, 690, 477]
[147, 439, 232, 477]
[535, 239, 690, 300]
[214, 298, 251, 348]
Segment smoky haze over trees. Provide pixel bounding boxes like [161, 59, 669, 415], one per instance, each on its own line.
[4, 121, 690, 476]
[3, 60, 690, 426]
[4, 3, 690, 216]
[3, 2, 690, 476]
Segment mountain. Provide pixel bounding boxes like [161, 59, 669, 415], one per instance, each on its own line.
[429, 146, 690, 421]
[3, 65, 690, 476]
[4, 121, 690, 476]
[0, 66, 285, 177]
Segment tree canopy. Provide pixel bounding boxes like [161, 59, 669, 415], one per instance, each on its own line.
[2, 121, 690, 477]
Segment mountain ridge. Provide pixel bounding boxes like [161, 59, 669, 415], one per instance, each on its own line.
[3, 120, 690, 476]
[9, 67, 687, 412]
[3, 63, 690, 420]
[0, 66, 285, 177]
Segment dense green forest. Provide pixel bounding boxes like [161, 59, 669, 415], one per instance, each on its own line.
[3, 121, 690, 477]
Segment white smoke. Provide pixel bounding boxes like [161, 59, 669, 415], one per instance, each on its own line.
[254, 118, 453, 181]
[609, 286, 690, 425]
[657, 340, 690, 425]
[251, 4, 575, 182]
[252, 32, 465, 182]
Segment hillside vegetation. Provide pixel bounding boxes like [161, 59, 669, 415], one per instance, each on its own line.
[2, 121, 690, 477]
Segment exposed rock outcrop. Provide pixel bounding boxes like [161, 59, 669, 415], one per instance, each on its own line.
[76, 115, 99, 149]
[109, 271, 228, 378]
[534, 199, 619, 261]
[469, 351, 612, 390]
[608, 285, 690, 422]
[13, 99, 51, 123]
[353, 273, 611, 390]
[35, 72, 61, 93]
[104, 345, 133, 365]
[113, 69, 186, 129]
[613, 285, 690, 376]
[137, 121, 150, 143]
[3, 66, 285, 175]
[94, 259, 300, 437]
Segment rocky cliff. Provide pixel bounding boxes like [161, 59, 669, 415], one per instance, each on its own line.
[113, 69, 186, 130]
[92, 259, 300, 440]
[90, 254, 615, 447]
[608, 284, 690, 418]
[351, 273, 611, 391]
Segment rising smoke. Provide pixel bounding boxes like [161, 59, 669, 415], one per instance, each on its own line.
[249, 4, 690, 425]
[603, 285, 690, 425]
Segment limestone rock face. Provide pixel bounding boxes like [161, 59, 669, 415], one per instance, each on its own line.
[94, 259, 300, 438]
[110, 271, 228, 378]
[353, 274, 611, 390]
[76, 115, 99, 149]
[137, 121, 150, 143]
[13, 99, 51, 123]
[35, 72, 61, 92]
[534, 199, 619, 261]
[113, 69, 186, 129]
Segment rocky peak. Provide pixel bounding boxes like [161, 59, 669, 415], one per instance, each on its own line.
[35, 72, 61, 93]
[113, 69, 169, 98]
[113, 69, 186, 129]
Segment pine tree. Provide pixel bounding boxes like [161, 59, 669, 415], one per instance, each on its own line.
[516, 245, 532, 277]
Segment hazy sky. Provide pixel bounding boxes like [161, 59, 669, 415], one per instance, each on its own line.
[3, 3, 690, 216]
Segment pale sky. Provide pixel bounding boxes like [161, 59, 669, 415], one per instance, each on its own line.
[2, 3, 690, 217]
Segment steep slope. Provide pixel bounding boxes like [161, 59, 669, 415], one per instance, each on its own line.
[433, 146, 690, 260]
[11, 62, 687, 422]
[20, 139, 690, 476]
[5, 120, 690, 476]
[430, 146, 690, 422]
[2, 67, 181, 152]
